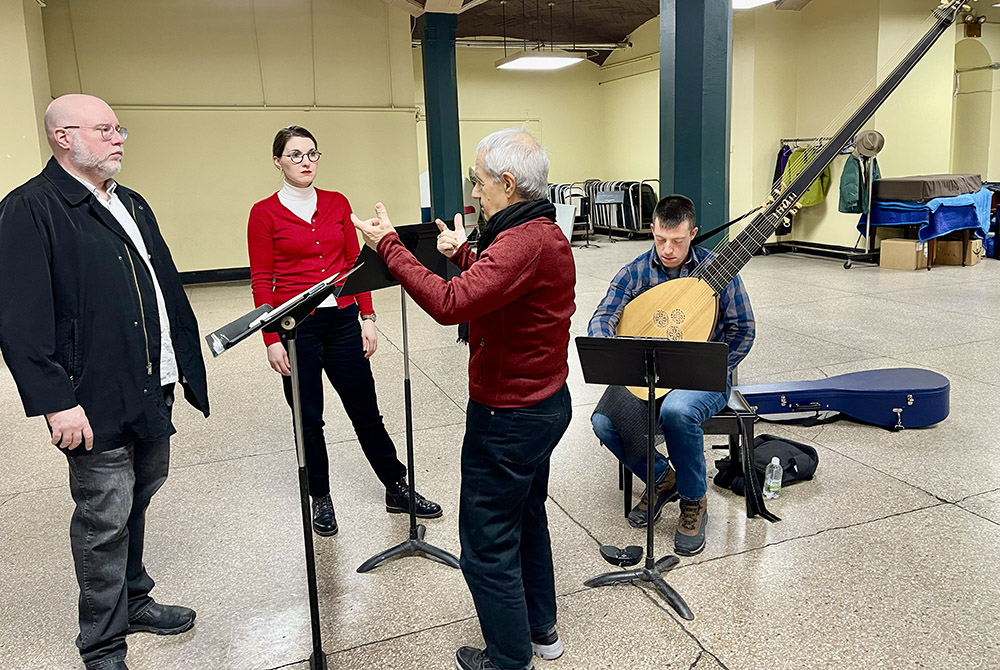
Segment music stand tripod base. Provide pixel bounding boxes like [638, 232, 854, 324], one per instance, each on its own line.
[584, 555, 693, 620]
[357, 523, 460, 572]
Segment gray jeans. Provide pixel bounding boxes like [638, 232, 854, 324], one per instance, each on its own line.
[65, 400, 172, 667]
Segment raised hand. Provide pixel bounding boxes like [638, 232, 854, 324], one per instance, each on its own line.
[351, 202, 396, 249]
[435, 213, 468, 258]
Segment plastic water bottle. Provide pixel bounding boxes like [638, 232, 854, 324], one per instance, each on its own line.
[763, 456, 782, 500]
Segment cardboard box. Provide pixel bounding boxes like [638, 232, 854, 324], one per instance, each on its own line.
[880, 238, 928, 270]
[934, 238, 983, 266]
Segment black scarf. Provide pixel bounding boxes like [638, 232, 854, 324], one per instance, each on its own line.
[476, 199, 556, 256]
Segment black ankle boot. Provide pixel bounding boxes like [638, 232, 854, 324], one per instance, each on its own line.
[385, 479, 443, 518]
[312, 494, 338, 536]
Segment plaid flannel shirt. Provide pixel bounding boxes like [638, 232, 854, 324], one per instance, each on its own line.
[587, 245, 755, 372]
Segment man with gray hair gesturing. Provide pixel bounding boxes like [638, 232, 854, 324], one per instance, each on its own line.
[353, 128, 575, 670]
[0, 94, 209, 669]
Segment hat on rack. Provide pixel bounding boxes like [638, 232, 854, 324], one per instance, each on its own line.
[855, 130, 885, 157]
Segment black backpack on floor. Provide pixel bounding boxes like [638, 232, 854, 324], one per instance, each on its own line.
[714, 434, 819, 497]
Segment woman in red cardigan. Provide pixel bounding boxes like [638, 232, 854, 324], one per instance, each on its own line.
[247, 125, 441, 536]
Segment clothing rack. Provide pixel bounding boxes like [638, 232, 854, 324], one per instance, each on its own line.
[780, 136, 857, 155]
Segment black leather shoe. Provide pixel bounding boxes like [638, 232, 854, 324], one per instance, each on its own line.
[386, 479, 442, 519]
[312, 494, 338, 536]
[127, 602, 195, 635]
[455, 646, 534, 670]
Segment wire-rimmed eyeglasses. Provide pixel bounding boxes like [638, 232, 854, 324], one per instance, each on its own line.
[61, 124, 127, 141]
[283, 150, 322, 164]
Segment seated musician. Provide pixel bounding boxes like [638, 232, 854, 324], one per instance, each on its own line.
[588, 195, 755, 556]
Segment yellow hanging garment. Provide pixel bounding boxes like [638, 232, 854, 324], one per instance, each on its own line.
[782, 147, 831, 208]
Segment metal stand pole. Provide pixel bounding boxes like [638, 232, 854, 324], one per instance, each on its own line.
[583, 349, 693, 620]
[287, 336, 328, 670]
[357, 288, 460, 573]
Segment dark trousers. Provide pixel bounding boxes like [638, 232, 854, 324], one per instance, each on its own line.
[281, 306, 405, 497]
[65, 390, 173, 668]
[459, 384, 572, 670]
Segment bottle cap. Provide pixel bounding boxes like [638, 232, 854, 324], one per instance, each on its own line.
[771, 456, 780, 465]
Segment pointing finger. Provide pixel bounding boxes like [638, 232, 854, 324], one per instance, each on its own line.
[374, 202, 390, 226]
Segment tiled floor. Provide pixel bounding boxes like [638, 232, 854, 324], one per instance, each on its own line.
[2, 241, 999, 669]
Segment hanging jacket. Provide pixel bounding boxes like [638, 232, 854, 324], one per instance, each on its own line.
[839, 154, 882, 214]
[782, 147, 832, 208]
[772, 144, 793, 185]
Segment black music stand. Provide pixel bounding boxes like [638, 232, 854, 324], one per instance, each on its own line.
[205, 266, 364, 670]
[594, 190, 625, 243]
[576, 336, 729, 621]
[342, 224, 460, 573]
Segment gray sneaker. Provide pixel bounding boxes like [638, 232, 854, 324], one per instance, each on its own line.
[674, 497, 708, 556]
[531, 628, 564, 660]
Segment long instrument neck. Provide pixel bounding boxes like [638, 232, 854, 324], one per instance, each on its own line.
[699, 0, 964, 295]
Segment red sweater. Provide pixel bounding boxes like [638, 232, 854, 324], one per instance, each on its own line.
[377, 218, 576, 408]
[247, 189, 373, 346]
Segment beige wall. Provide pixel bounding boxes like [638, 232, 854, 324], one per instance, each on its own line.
[38, 0, 421, 272]
[413, 46, 606, 185]
[5, 0, 976, 270]
[952, 38, 993, 177]
[0, 0, 50, 191]
[599, 18, 660, 184]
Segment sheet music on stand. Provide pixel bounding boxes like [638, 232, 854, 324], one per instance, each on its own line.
[205, 265, 363, 357]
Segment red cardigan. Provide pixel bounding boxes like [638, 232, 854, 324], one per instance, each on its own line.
[247, 189, 373, 346]
[377, 218, 576, 408]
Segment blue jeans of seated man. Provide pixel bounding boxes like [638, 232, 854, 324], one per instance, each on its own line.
[592, 386, 729, 501]
[459, 384, 571, 670]
[66, 386, 174, 668]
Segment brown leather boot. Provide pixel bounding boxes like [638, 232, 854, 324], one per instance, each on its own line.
[627, 468, 678, 528]
[674, 496, 708, 556]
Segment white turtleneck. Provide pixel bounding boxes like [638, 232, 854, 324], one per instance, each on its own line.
[277, 180, 338, 309]
[277, 180, 317, 223]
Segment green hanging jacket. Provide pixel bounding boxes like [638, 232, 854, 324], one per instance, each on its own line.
[782, 147, 831, 208]
[838, 154, 882, 214]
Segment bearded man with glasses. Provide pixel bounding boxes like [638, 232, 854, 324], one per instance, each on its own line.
[0, 94, 210, 670]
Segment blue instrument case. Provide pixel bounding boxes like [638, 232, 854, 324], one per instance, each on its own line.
[736, 368, 949, 430]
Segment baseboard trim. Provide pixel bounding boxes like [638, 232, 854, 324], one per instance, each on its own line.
[766, 241, 870, 261]
[180, 267, 250, 285]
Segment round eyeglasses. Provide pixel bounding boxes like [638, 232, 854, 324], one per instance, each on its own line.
[61, 125, 127, 141]
[283, 150, 322, 164]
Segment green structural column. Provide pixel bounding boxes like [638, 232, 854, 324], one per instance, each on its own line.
[418, 13, 464, 224]
[660, 0, 733, 244]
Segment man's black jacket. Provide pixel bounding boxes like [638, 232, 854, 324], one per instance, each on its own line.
[0, 158, 209, 452]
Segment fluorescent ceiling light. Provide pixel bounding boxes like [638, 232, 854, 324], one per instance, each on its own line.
[733, 0, 775, 9]
[495, 51, 585, 71]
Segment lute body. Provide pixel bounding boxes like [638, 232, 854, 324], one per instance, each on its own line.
[618, 277, 719, 399]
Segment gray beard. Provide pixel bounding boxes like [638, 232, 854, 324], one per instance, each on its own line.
[70, 143, 122, 182]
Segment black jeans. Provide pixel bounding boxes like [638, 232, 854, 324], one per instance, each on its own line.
[280, 306, 405, 497]
[65, 388, 173, 668]
[459, 384, 572, 670]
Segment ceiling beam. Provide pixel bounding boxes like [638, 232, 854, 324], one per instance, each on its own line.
[775, 0, 815, 9]
[424, 0, 465, 13]
[459, 0, 491, 12]
[382, 0, 425, 17]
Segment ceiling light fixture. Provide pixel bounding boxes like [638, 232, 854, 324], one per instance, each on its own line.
[496, 50, 586, 70]
[495, 0, 583, 71]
